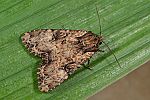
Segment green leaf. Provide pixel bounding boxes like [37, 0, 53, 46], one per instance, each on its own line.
[0, 0, 149, 100]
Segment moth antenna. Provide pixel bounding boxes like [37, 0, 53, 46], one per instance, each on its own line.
[102, 41, 121, 68]
[95, 5, 102, 36]
[95, 5, 121, 68]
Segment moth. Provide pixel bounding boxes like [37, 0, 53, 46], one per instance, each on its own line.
[21, 6, 120, 92]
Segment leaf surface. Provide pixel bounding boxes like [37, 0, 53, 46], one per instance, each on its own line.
[0, 0, 150, 99]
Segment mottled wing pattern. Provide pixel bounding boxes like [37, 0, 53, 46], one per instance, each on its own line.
[21, 29, 102, 92]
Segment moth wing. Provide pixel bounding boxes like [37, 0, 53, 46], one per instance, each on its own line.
[37, 64, 68, 92]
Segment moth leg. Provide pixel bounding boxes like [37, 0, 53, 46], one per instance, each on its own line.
[82, 60, 92, 70]
[98, 49, 104, 52]
[82, 49, 103, 70]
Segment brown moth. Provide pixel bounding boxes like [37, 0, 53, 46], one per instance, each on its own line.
[21, 6, 120, 92]
[21, 29, 102, 92]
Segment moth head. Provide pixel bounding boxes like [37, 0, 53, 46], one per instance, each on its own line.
[82, 32, 102, 46]
[77, 32, 103, 52]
